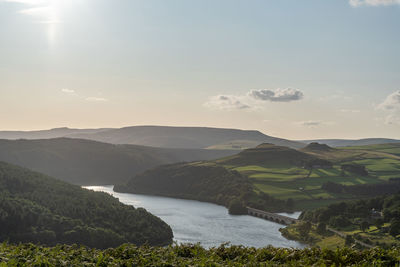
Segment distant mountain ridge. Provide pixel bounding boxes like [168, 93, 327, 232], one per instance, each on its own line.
[4, 126, 399, 149]
[301, 138, 400, 147]
[0, 126, 304, 149]
[0, 127, 111, 140]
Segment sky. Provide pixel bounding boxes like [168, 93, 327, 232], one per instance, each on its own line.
[0, 0, 399, 140]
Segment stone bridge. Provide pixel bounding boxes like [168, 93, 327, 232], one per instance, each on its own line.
[247, 207, 298, 225]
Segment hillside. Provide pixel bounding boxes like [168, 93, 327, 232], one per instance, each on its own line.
[301, 138, 400, 147]
[0, 138, 237, 185]
[115, 160, 290, 213]
[117, 143, 400, 212]
[302, 142, 333, 152]
[216, 143, 317, 166]
[0, 161, 173, 248]
[116, 144, 323, 213]
[116, 162, 251, 205]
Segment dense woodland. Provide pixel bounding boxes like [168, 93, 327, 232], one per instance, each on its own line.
[322, 180, 400, 196]
[300, 193, 400, 234]
[0, 161, 173, 248]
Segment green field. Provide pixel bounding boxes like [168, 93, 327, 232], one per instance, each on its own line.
[218, 143, 400, 210]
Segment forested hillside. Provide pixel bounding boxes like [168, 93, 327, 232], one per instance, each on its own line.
[0, 162, 173, 248]
[0, 138, 237, 185]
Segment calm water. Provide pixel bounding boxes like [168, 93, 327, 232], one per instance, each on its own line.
[84, 185, 305, 248]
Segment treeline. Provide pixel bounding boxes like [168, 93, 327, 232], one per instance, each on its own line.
[0, 242, 399, 266]
[0, 161, 173, 248]
[321, 180, 400, 196]
[115, 162, 290, 214]
[341, 164, 369, 176]
[300, 192, 400, 235]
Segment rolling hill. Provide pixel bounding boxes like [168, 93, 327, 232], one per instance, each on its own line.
[0, 138, 237, 185]
[0, 126, 304, 149]
[115, 144, 323, 213]
[0, 161, 173, 248]
[117, 143, 400, 212]
[216, 143, 317, 166]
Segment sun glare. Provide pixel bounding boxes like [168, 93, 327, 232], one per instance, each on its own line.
[14, 0, 73, 46]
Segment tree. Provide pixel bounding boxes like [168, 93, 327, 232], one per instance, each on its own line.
[360, 221, 369, 232]
[298, 221, 312, 238]
[389, 221, 400, 237]
[374, 218, 384, 230]
[228, 198, 247, 215]
[316, 222, 326, 235]
[286, 198, 294, 209]
[329, 215, 351, 228]
[345, 235, 354, 246]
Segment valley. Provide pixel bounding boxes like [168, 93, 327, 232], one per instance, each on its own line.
[1, 126, 400, 254]
[0, 138, 237, 185]
[2, 0, 399, 263]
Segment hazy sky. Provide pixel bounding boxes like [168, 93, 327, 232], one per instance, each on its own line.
[0, 0, 399, 139]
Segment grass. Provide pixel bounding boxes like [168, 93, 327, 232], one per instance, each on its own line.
[281, 222, 345, 250]
[315, 235, 345, 250]
[340, 224, 399, 248]
[253, 183, 309, 200]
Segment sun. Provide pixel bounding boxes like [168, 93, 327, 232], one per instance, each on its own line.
[15, 0, 74, 46]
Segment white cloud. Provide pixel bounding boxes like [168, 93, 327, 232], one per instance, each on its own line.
[349, 0, 400, 6]
[384, 114, 400, 125]
[61, 88, 75, 94]
[295, 120, 335, 128]
[85, 97, 108, 102]
[377, 91, 400, 125]
[205, 87, 304, 111]
[296, 121, 323, 127]
[204, 95, 250, 110]
[377, 91, 400, 111]
[248, 88, 304, 102]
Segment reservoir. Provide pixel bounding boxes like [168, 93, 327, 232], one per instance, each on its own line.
[85, 185, 305, 248]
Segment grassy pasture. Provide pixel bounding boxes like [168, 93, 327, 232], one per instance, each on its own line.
[222, 143, 400, 210]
